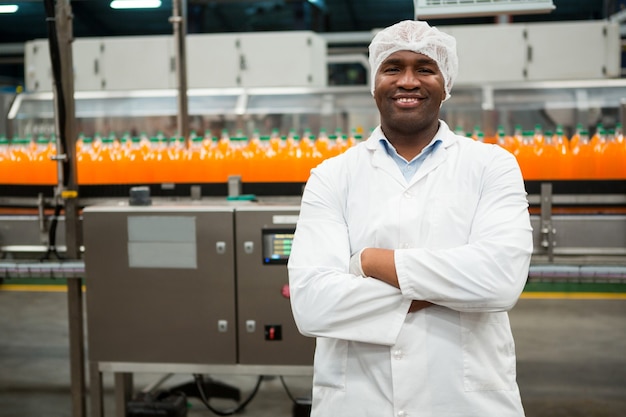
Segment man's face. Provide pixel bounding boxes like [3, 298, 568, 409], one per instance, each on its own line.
[374, 50, 445, 135]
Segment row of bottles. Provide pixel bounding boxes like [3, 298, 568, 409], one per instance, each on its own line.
[0, 128, 362, 185]
[486, 123, 626, 180]
[1, 123, 625, 185]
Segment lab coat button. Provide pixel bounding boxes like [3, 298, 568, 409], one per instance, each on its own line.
[393, 349, 403, 359]
[403, 191, 413, 199]
[397, 411, 407, 417]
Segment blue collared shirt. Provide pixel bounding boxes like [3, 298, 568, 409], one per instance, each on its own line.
[379, 135, 442, 182]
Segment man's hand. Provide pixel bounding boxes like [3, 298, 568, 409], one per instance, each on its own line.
[409, 300, 432, 313]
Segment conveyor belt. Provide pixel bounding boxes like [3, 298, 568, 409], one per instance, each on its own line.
[0, 260, 85, 279]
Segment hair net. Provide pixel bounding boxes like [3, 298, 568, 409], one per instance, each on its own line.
[368, 20, 458, 102]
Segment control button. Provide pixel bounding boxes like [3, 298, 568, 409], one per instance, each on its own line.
[216, 241, 226, 254]
[244, 241, 254, 254]
[281, 284, 290, 299]
[264, 325, 282, 341]
[217, 320, 228, 333]
[246, 320, 256, 333]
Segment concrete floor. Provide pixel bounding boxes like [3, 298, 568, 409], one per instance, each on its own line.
[0, 289, 625, 417]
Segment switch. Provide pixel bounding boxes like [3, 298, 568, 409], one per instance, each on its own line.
[217, 320, 228, 333]
[244, 241, 254, 254]
[246, 320, 256, 333]
[216, 241, 226, 254]
[264, 325, 282, 341]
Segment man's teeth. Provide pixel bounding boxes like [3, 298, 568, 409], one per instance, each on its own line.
[397, 97, 419, 103]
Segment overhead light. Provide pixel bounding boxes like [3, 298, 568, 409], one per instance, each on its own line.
[0, 5, 19, 14]
[110, 0, 162, 9]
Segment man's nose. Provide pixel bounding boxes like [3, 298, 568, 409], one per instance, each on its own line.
[398, 69, 420, 88]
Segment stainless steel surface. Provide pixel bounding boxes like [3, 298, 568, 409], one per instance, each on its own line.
[83, 205, 238, 364]
[235, 204, 315, 365]
[98, 362, 313, 376]
[539, 183, 555, 261]
[10, 79, 626, 137]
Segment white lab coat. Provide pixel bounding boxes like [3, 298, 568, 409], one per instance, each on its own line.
[288, 121, 533, 417]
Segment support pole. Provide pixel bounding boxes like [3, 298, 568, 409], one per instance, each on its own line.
[49, 1, 85, 416]
[171, 0, 190, 141]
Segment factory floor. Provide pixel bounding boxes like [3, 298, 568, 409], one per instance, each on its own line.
[1, 286, 625, 417]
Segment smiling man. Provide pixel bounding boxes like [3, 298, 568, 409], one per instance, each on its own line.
[288, 20, 533, 417]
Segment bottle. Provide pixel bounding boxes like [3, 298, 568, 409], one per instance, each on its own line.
[552, 125, 573, 180]
[538, 130, 559, 180]
[570, 129, 594, 179]
[600, 127, 626, 179]
[184, 135, 205, 183]
[10, 138, 33, 184]
[569, 123, 584, 151]
[514, 131, 537, 180]
[32, 135, 56, 184]
[0, 136, 9, 184]
[533, 124, 544, 145]
[315, 128, 330, 160]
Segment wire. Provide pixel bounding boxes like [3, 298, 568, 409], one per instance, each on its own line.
[193, 374, 263, 416]
[279, 375, 298, 404]
[40, 203, 65, 261]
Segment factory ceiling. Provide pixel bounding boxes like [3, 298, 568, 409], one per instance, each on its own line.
[0, 0, 614, 85]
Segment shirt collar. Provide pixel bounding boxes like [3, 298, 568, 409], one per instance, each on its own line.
[377, 127, 443, 164]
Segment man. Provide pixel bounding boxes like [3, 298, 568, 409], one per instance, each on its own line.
[288, 19, 533, 417]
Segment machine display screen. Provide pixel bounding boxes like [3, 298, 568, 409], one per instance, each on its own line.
[262, 229, 295, 264]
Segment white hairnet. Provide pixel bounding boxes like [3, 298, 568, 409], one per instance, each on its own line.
[369, 20, 458, 101]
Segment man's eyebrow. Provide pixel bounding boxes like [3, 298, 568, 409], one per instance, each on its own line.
[382, 56, 437, 66]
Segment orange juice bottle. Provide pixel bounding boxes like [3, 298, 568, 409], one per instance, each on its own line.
[10, 138, 33, 184]
[568, 123, 584, 150]
[252, 135, 270, 182]
[533, 124, 544, 146]
[93, 137, 115, 184]
[552, 126, 573, 180]
[0, 136, 9, 184]
[33, 135, 57, 184]
[76, 137, 92, 184]
[246, 129, 262, 182]
[600, 127, 626, 179]
[315, 128, 330, 160]
[539, 130, 560, 180]
[285, 130, 302, 182]
[514, 131, 537, 180]
[166, 135, 185, 183]
[183, 135, 203, 183]
[570, 129, 594, 179]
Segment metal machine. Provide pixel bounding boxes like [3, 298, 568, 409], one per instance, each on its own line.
[83, 198, 314, 368]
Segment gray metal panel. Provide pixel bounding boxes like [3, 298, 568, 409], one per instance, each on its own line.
[531, 214, 626, 257]
[234, 208, 315, 366]
[84, 206, 237, 364]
